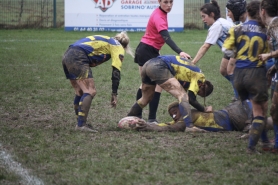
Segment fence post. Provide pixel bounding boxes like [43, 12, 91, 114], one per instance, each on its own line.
[53, 0, 57, 28]
[204, 0, 210, 29]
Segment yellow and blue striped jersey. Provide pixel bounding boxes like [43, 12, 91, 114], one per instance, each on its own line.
[223, 20, 269, 68]
[159, 55, 206, 95]
[70, 35, 125, 71]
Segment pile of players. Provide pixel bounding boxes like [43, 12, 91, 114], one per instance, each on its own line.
[61, 0, 278, 154]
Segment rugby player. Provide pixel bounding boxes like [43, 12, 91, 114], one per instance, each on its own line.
[62, 32, 134, 132]
[127, 55, 213, 132]
[222, 1, 269, 153]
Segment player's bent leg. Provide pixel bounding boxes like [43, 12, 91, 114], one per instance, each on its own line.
[248, 101, 267, 151]
[70, 80, 83, 121]
[127, 84, 156, 118]
[159, 78, 193, 127]
[75, 78, 98, 132]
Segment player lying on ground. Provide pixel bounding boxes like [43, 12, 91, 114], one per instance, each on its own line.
[121, 100, 273, 133]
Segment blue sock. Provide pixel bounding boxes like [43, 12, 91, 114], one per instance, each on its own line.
[274, 125, 278, 149]
[74, 95, 81, 120]
[248, 116, 265, 149]
[178, 103, 193, 127]
[224, 75, 230, 81]
[261, 129, 269, 143]
[78, 93, 90, 127]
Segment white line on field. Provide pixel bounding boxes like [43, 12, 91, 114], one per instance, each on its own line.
[0, 143, 44, 185]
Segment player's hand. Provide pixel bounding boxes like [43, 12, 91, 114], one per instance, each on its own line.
[204, 106, 213, 113]
[135, 120, 150, 131]
[180, 52, 192, 60]
[185, 126, 207, 132]
[110, 93, 117, 108]
[258, 53, 271, 61]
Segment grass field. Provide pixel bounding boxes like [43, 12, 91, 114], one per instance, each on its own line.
[0, 29, 277, 185]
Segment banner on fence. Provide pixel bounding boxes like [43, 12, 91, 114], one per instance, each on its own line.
[64, 0, 184, 32]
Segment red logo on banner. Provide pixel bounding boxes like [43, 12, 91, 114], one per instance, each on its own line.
[93, 0, 116, 12]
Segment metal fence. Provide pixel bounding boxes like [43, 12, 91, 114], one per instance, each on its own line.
[0, 0, 251, 29]
[0, 0, 64, 28]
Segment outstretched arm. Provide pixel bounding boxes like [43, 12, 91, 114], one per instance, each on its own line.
[191, 43, 211, 65]
[136, 121, 186, 132]
[160, 30, 191, 59]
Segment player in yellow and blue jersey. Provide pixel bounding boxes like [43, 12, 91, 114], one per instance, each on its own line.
[222, 1, 270, 153]
[134, 100, 255, 133]
[62, 32, 134, 132]
[127, 55, 213, 132]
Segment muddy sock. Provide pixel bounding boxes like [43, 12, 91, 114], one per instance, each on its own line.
[77, 93, 93, 127]
[74, 95, 81, 121]
[127, 101, 143, 118]
[178, 101, 193, 127]
[248, 116, 265, 150]
[148, 92, 161, 120]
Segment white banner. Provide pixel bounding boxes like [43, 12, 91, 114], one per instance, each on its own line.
[65, 0, 184, 32]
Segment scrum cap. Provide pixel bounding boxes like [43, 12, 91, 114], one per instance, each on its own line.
[226, 0, 246, 22]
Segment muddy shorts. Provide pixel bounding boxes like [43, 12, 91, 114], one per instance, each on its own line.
[141, 58, 173, 85]
[134, 42, 159, 67]
[234, 67, 268, 102]
[224, 100, 250, 131]
[62, 46, 92, 80]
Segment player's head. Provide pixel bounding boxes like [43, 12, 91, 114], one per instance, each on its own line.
[114, 31, 134, 58]
[247, 0, 264, 27]
[200, 0, 221, 24]
[226, 0, 246, 22]
[158, 0, 174, 13]
[260, 0, 278, 23]
[167, 102, 180, 122]
[197, 80, 213, 97]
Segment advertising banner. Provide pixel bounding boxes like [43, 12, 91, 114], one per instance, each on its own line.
[65, 0, 184, 32]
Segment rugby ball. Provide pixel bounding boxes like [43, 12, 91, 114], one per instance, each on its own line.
[118, 116, 142, 130]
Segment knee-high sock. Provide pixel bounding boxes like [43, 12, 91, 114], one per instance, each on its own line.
[74, 95, 82, 121]
[136, 88, 142, 118]
[77, 93, 93, 127]
[228, 74, 239, 99]
[127, 101, 143, 118]
[248, 116, 265, 150]
[274, 124, 278, 149]
[178, 101, 193, 127]
[148, 92, 161, 120]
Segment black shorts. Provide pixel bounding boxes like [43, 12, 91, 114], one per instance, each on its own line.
[62, 47, 93, 80]
[141, 58, 173, 85]
[134, 42, 160, 66]
[234, 67, 268, 102]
